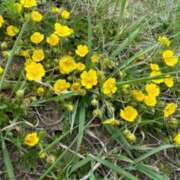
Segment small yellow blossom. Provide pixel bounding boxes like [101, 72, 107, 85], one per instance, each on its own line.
[51, 7, 60, 14]
[144, 95, 157, 107]
[25, 62, 46, 81]
[174, 132, 180, 145]
[102, 118, 120, 126]
[150, 63, 160, 71]
[91, 54, 100, 63]
[164, 76, 174, 88]
[126, 133, 136, 142]
[37, 87, 45, 96]
[75, 45, 89, 57]
[32, 49, 45, 62]
[132, 90, 145, 102]
[80, 69, 98, 89]
[53, 79, 70, 94]
[30, 32, 44, 44]
[31, 11, 43, 22]
[164, 103, 177, 118]
[54, 23, 73, 37]
[20, 0, 37, 8]
[76, 63, 86, 71]
[61, 10, 70, 19]
[103, 78, 117, 96]
[162, 50, 178, 67]
[0, 66, 4, 75]
[6, 25, 19, 37]
[59, 56, 76, 74]
[158, 36, 171, 47]
[120, 106, 138, 122]
[24, 132, 39, 147]
[145, 83, 160, 97]
[46, 33, 59, 46]
[71, 82, 81, 92]
[0, 15, 4, 27]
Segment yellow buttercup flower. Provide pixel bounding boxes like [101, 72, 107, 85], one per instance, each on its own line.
[150, 63, 160, 71]
[162, 50, 178, 67]
[91, 54, 100, 63]
[164, 76, 174, 88]
[61, 10, 70, 19]
[145, 83, 160, 97]
[164, 103, 177, 118]
[71, 82, 81, 92]
[132, 90, 145, 102]
[120, 106, 138, 122]
[25, 62, 46, 81]
[30, 32, 44, 44]
[46, 33, 59, 46]
[59, 56, 76, 74]
[6, 25, 19, 37]
[53, 79, 70, 94]
[15, 3, 22, 13]
[75, 45, 89, 57]
[54, 23, 73, 37]
[76, 63, 86, 71]
[102, 118, 120, 126]
[32, 49, 45, 62]
[80, 69, 98, 89]
[174, 132, 180, 145]
[0, 15, 4, 27]
[20, 0, 37, 8]
[24, 132, 39, 147]
[144, 95, 157, 107]
[158, 36, 170, 47]
[103, 78, 117, 96]
[31, 11, 43, 22]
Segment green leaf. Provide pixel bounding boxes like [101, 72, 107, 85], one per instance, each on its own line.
[2, 138, 16, 180]
[89, 154, 138, 180]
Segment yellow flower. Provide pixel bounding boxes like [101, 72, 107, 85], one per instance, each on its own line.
[6, 25, 19, 37]
[164, 76, 174, 88]
[25, 62, 46, 81]
[145, 83, 160, 97]
[80, 69, 98, 89]
[144, 95, 157, 107]
[75, 45, 89, 57]
[103, 78, 117, 96]
[71, 82, 81, 92]
[76, 63, 86, 71]
[32, 49, 45, 62]
[31, 11, 43, 22]
[15, 3, 22, 13]
[174, 132, 180, 145]
[51, 7, 60, 14]
[102, 118, 120, 126]
[30, 32, 44, 44]
[120, 106, 138, 122]
[150, 70, 164, 84]
[162, 50, 178, 67]
[158, 36, 170, 47]
[126, 133, 136, 142]
[53, 79, 70, 94]
[0, 66, 4, 75]
[54, 23, 73, 37]
[132, 90, 145, 102]
[61, 10, 70, 19]
[24, 132, 39, 147]
[91, 54, 100, 63]
[0, 15, 4, 27]
[37, 87, 45, 96]
[59, 56, 76, 74]
[20, 0, 37, 8]
[150, 63, 160, 71]
[164, 103, 177, 118]
[46, 33, 59, 46]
